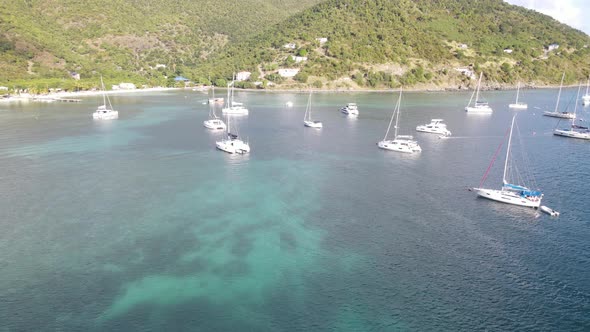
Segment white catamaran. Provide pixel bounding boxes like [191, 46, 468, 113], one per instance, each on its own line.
[509, 82, 528, 109]
[378, 88, 421, 153]
[472, 115, 543, 208]
[543, 72, 575, 119]
[92, 76, 119, 120]
[222, 76, 248, 115]
[204, 86, 227, 130]
[554, 84, 590, 140]
[465, 72, 493, 113]
[215, 114, 250, 154]
[303, 90, 323, 128]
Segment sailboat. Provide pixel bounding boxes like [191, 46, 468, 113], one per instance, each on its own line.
[215, 114, 250, 154]
[203, 86, 227, 130]
[92, 76, 119, 120]
[554, 84, 590, 140]
[543, 72, 575, 119]
[509, 82, 528, 109]
[582, 75, 590, 106]
[303, 90, 323, 128]
[472, 115, 543, 208]
[465, 72, 493, 113]
[377, 88, 421, 153]
[222, 75, 248, 115]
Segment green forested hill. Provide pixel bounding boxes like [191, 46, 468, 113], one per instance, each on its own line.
[198, 0, 590, 89]
[0, 0, 320, 90]
[1, 0, 589, 91]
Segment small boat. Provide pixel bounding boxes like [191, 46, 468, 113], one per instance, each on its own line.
[544, 72, 575, 119]
[92, 76, 119, 120]
[208, 97, 224, 104]
[540, 206, 559, 217]
[553, 84, 590, 140]
[509, 82, 528, 109]
[285, 101, 293, 107]
[303, 90, 323, 128]
[378, 88, 421, 153]
[416, 119, 452, 136]
[340, 103, 359, 116]
[472, 115, 543, 208]
[465, 72, 493, 113]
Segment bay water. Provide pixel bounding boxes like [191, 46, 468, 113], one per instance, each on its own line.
[0, 88, 589, 331]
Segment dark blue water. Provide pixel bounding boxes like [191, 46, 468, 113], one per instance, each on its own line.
[0, 88, 589, 331]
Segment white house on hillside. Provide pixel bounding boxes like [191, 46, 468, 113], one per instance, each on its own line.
[283, 43, 296, 49]
[236, 71, 251, 81]
[548, 43, 559, 51]
[278, 68, 300, 78]
[503, 48, 513, 54]
[455, 67, 476, 79]
[291, 55, 308, 63]
[316, 37, 328, 44]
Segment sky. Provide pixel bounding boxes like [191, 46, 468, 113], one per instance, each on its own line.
[505, 0, 590, 35]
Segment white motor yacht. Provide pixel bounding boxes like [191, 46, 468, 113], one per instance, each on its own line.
[416, 119, 452, 136]
[340, 103, 359, 116]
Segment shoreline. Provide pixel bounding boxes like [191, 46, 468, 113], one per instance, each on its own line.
[1, 83, 583, 102]
[0, 87, 182, 103]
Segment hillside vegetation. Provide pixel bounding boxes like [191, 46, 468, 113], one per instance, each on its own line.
[198, 0, 590, 90]
[1, 0, 589, 91]
[0, 0, 320, 91]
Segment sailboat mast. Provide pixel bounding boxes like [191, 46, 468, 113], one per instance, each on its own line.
[554, 72, 565, 113]
[586, 75, 589, 96]
[515, 82, 520, 104]
[383, 89, 400, 140]
[393, 87, 402, 139]
[572, 84, 582, 126]
[503, 115, 516, 185]
[100, 76, 106, 106]
[475, 72, 482, 102]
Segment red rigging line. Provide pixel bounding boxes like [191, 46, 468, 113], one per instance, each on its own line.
[479, 126, 511, 188]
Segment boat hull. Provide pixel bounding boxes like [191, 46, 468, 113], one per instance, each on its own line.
[465, 106, 493, 113]
[509, 103, 528, 109]
[377, 139, 421, 153]
[543, 111, 575, 119]
[203, 119, 226, 130]
[540, 206, 559, 216]
[216, 139, 250, 154]
[92, 110, 119, 120]
[416, 126, 451, 136]
[553, 129, 590, 140]
[473, 188, 541, 208]
[304, 120, 323, 128]
[222, 107, 249, 115]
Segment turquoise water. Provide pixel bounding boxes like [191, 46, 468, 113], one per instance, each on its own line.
[0, 89, 589, 331]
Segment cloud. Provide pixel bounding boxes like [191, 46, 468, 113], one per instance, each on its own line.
[504, 0, 590, 35]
